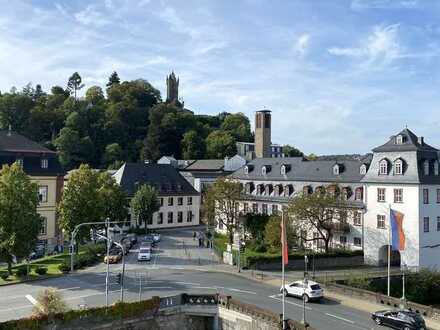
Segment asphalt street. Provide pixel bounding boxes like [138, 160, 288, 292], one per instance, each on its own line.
[0, 228, 385, 330]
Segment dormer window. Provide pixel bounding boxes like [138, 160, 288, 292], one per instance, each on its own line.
[280, 164, 291, 175]
[424, 160, 430, 175]
[333, 164, 340, 175]
[396, 135, 403, 144]
[435, 161, 439, 176]
[262, 166, 267, 175]
[394, 159, 403, 175]
[41, 158, 48, 169]
[379, 159, 388, 175]
[359, 164, 367, 175]
[244, 165, 253, 175]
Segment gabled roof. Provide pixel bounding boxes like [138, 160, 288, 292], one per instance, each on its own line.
[113, 163, 199, 196]
[0, 131, 55, 154]
[182, 159, 225, 172]
[372, 128, 438, 153]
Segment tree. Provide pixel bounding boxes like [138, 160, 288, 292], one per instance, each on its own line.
[283, 145, 304, 157]
[106, 71, 120, 88]
[103, 143, 123, 167]
[181, 130, 206, 159]
[32, 288, 67, 317]
[205, 131, 236, 159]
[98, 172, 128, 224]
[0, 92, 34, 133]
[0, 163, 42, 274]
[66, 72, 85, 100]
[58, 164, 103, 242]
[130, 185, 160, 234]
[221, 113, 253, 142]
[306, 153, 318, 160]
[287, 187, 353, 253]
[85, 86, 104, 105]
[204, 177, 242, 244]
[244, 213, 269, 242]
[264, 215, 294, 252]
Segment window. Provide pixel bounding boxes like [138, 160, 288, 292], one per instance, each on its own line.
[158, 213, 163, 225]
[424, 188, 429, 204]
[355, 187, 363, 201]
[394, 189, 403, 203]
[41, 158, 48, 169]
[377, 215, 386, 229]
[262, 166, 267, 175]
[167, 212, 173, 224]
[333, 164, 340, 175]
[394, 159, 403, 175]
[379, 159, 388, 175]
[437, 216, 440, 231]
[168, 197, 173, 206]
[177, 211, 183, 223]
[243, 203, 249, 213]
[423, 217, 430, 233]
[178, 197, 183, 206]
[354, 237, 362, 247]
[396, 135, 403, 144]
[187, 197, 193, 205]
[40, 217, 47, 235]
[160, 198, 163, 206]
[39, 186, 48, 203]
[435, 161, 439, 175]
[424, 160, 430, 175]
[272, 204, 278, 215]
[353, 212, 362, 226]
[377, 188, 386, 202]
[339, 236, 347, 245]
[262, 204, 268, 214]
[252, 203, 258, 213]
[187, 211, 193, 222]
[360, 164, 367, 175]
[281, 165, 286, 175]
[244, 166, 249, 175]
[16, 158, 23, 166]
[437, 189, 440, 204]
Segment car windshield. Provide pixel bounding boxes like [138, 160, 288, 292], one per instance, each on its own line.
[310, 284, 321, 290]
[139, 248, 150, 253]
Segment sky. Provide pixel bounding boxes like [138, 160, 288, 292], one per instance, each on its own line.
[2, 0, 440, 155]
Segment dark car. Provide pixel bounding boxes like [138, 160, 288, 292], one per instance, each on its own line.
[372, 310, 426, 330]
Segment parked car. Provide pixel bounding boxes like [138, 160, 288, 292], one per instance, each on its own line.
[371, 310, 426, 330]
[137, 246, 152, 261]
[280, 280, 324, 302]
[104, 248, 122, 264]
[151, 233, 161, 243]
[142, 236, 156, 247]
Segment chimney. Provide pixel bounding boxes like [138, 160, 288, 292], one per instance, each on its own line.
[255, 110, 271, 158]
[418, 136, 424, 145]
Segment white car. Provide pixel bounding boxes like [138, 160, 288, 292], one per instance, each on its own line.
[280, 280, 324, 302]
[151, 233, 161, 243]
[137, 247, 152, 261]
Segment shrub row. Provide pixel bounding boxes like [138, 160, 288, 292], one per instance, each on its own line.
[58, 243, 106, 273]
[0, 296, 160, 330]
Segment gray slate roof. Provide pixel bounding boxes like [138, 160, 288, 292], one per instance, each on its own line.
[230, 157, 366, 183]
[182, 159, 225, 172]
[373, 128, 438, 153]
[0, 131, 55, 154]
[113, 163, 199, 197]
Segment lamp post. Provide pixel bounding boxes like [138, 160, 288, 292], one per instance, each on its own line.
[401, 263, 407, 308]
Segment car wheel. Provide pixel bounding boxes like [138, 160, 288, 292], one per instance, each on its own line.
[374, 317, 381, 325]
[302, 294, 309, 303]
[283, 289, 288, 297]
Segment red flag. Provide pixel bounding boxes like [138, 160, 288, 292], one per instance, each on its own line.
[281, 216, 288, 265]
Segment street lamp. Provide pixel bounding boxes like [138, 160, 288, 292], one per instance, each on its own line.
[401, 263, 407, 308]
[237, 215, 246, 273]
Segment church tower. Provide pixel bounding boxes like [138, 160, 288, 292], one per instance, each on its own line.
[166, 71, 179, 104]
[255, 110, 271, 158]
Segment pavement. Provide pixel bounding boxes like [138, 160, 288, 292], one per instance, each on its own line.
[0, 227, 438, 330]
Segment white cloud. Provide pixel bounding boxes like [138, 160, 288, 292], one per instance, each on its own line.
[351, 0, 419, 10]
[75, 5, 110, 27]
[293, 33, 310, 57]
[328, 24, 402, 67]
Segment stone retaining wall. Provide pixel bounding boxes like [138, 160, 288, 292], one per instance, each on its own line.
[253, 256, 364, 271]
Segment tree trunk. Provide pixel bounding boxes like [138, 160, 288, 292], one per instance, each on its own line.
[7, 261, 12, 275]
[228, 229, 234, 245]
[324, 239, 330, 253]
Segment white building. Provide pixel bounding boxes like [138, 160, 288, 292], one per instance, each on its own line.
[228, 128, 440, 270]
[113, 163, 200, 229]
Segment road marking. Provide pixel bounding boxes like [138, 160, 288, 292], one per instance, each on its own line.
[325, 313, 355, 324]
[58, 286, 81, 292]
[143, 286, 174, 289]
[227, 288, 257, 295]
[268, 295, 312, 310]
[175, 281, 201, 286]
[191, 286, 218, 290]
[25, 294, 38, 306]
[0, 305, 33, 313]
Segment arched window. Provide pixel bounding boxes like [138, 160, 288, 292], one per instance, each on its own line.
[424, 160, 430, 175]
[396, 135, 403, 144]
[359, 164, 367, 175]
[244, 166, 249, 175]
[333, 164, 340, 175]
[394, 159, 403, 175]
[261, 166, 266, 175]
[355, 187, 363, 201]
[281, 165, 286, 175]
[379, 159, 388, 175]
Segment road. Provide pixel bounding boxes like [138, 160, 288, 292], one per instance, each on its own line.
[0, 227, 383, 330]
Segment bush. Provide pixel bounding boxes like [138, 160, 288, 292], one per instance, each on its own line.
[35, 267, 48, 275]
[15, 267, 29, 277]
[58, 263, 70, 273]
[0, 273, 8, 281]
[32, 287, 67, 317]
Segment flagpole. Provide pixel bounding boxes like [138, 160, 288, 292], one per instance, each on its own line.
[282, 211, 286, 329]
[387, 204, 391, 297]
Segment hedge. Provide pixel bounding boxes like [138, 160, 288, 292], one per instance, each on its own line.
[0, 296, 160, 330]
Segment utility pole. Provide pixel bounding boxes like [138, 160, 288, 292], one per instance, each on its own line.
[105, 218, 110, 308]
[401, 263, 406, 308]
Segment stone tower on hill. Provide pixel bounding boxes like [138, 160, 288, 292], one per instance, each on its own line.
[166, 71, 180, 105]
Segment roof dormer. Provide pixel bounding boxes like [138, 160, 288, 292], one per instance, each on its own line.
[359, 164, 367, 175]
[244, 165, 254, 175]
[333, 163, 343, 175]
[379, 158, 389, 175]
[261, 165, 272, 175]
[280, 164, 291, 175]
[395, 134, 404, 144]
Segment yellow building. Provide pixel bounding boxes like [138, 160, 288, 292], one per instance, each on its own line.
[0, 130, 64, 252]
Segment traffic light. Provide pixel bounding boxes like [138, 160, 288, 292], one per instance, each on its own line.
[116, 273, 122, 285]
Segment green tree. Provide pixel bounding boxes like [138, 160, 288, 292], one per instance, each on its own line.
[181, 130, 206, 159]
[85, 86, 104, 105]
[66, 72, 85, 100]
[58, 164, 103, 242]
[287, 186, 353, 253]
[106, 71, 120, 88]
[283, 145, 304, 157]
[306, 153, 318, 160]
[204, 177, 242, 244]
[205, 130, 236, 159]
[244, 213, 270, 242]
[0, 92, 34, 133]
[264, 215, 294, 252]
[130, 185, 160, 234]
[98, 172, 128, 224]
[0, 163, 42, 274]
[221, 113, 253, 142]
[103, 143, 123, 167]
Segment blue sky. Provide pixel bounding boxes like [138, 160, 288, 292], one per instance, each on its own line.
[2, 0, 440, 155]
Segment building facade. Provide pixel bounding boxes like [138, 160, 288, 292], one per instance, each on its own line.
[113, 163, 200, 229]
[228, 128, 440, 270]
[0, 130, 65, 251]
